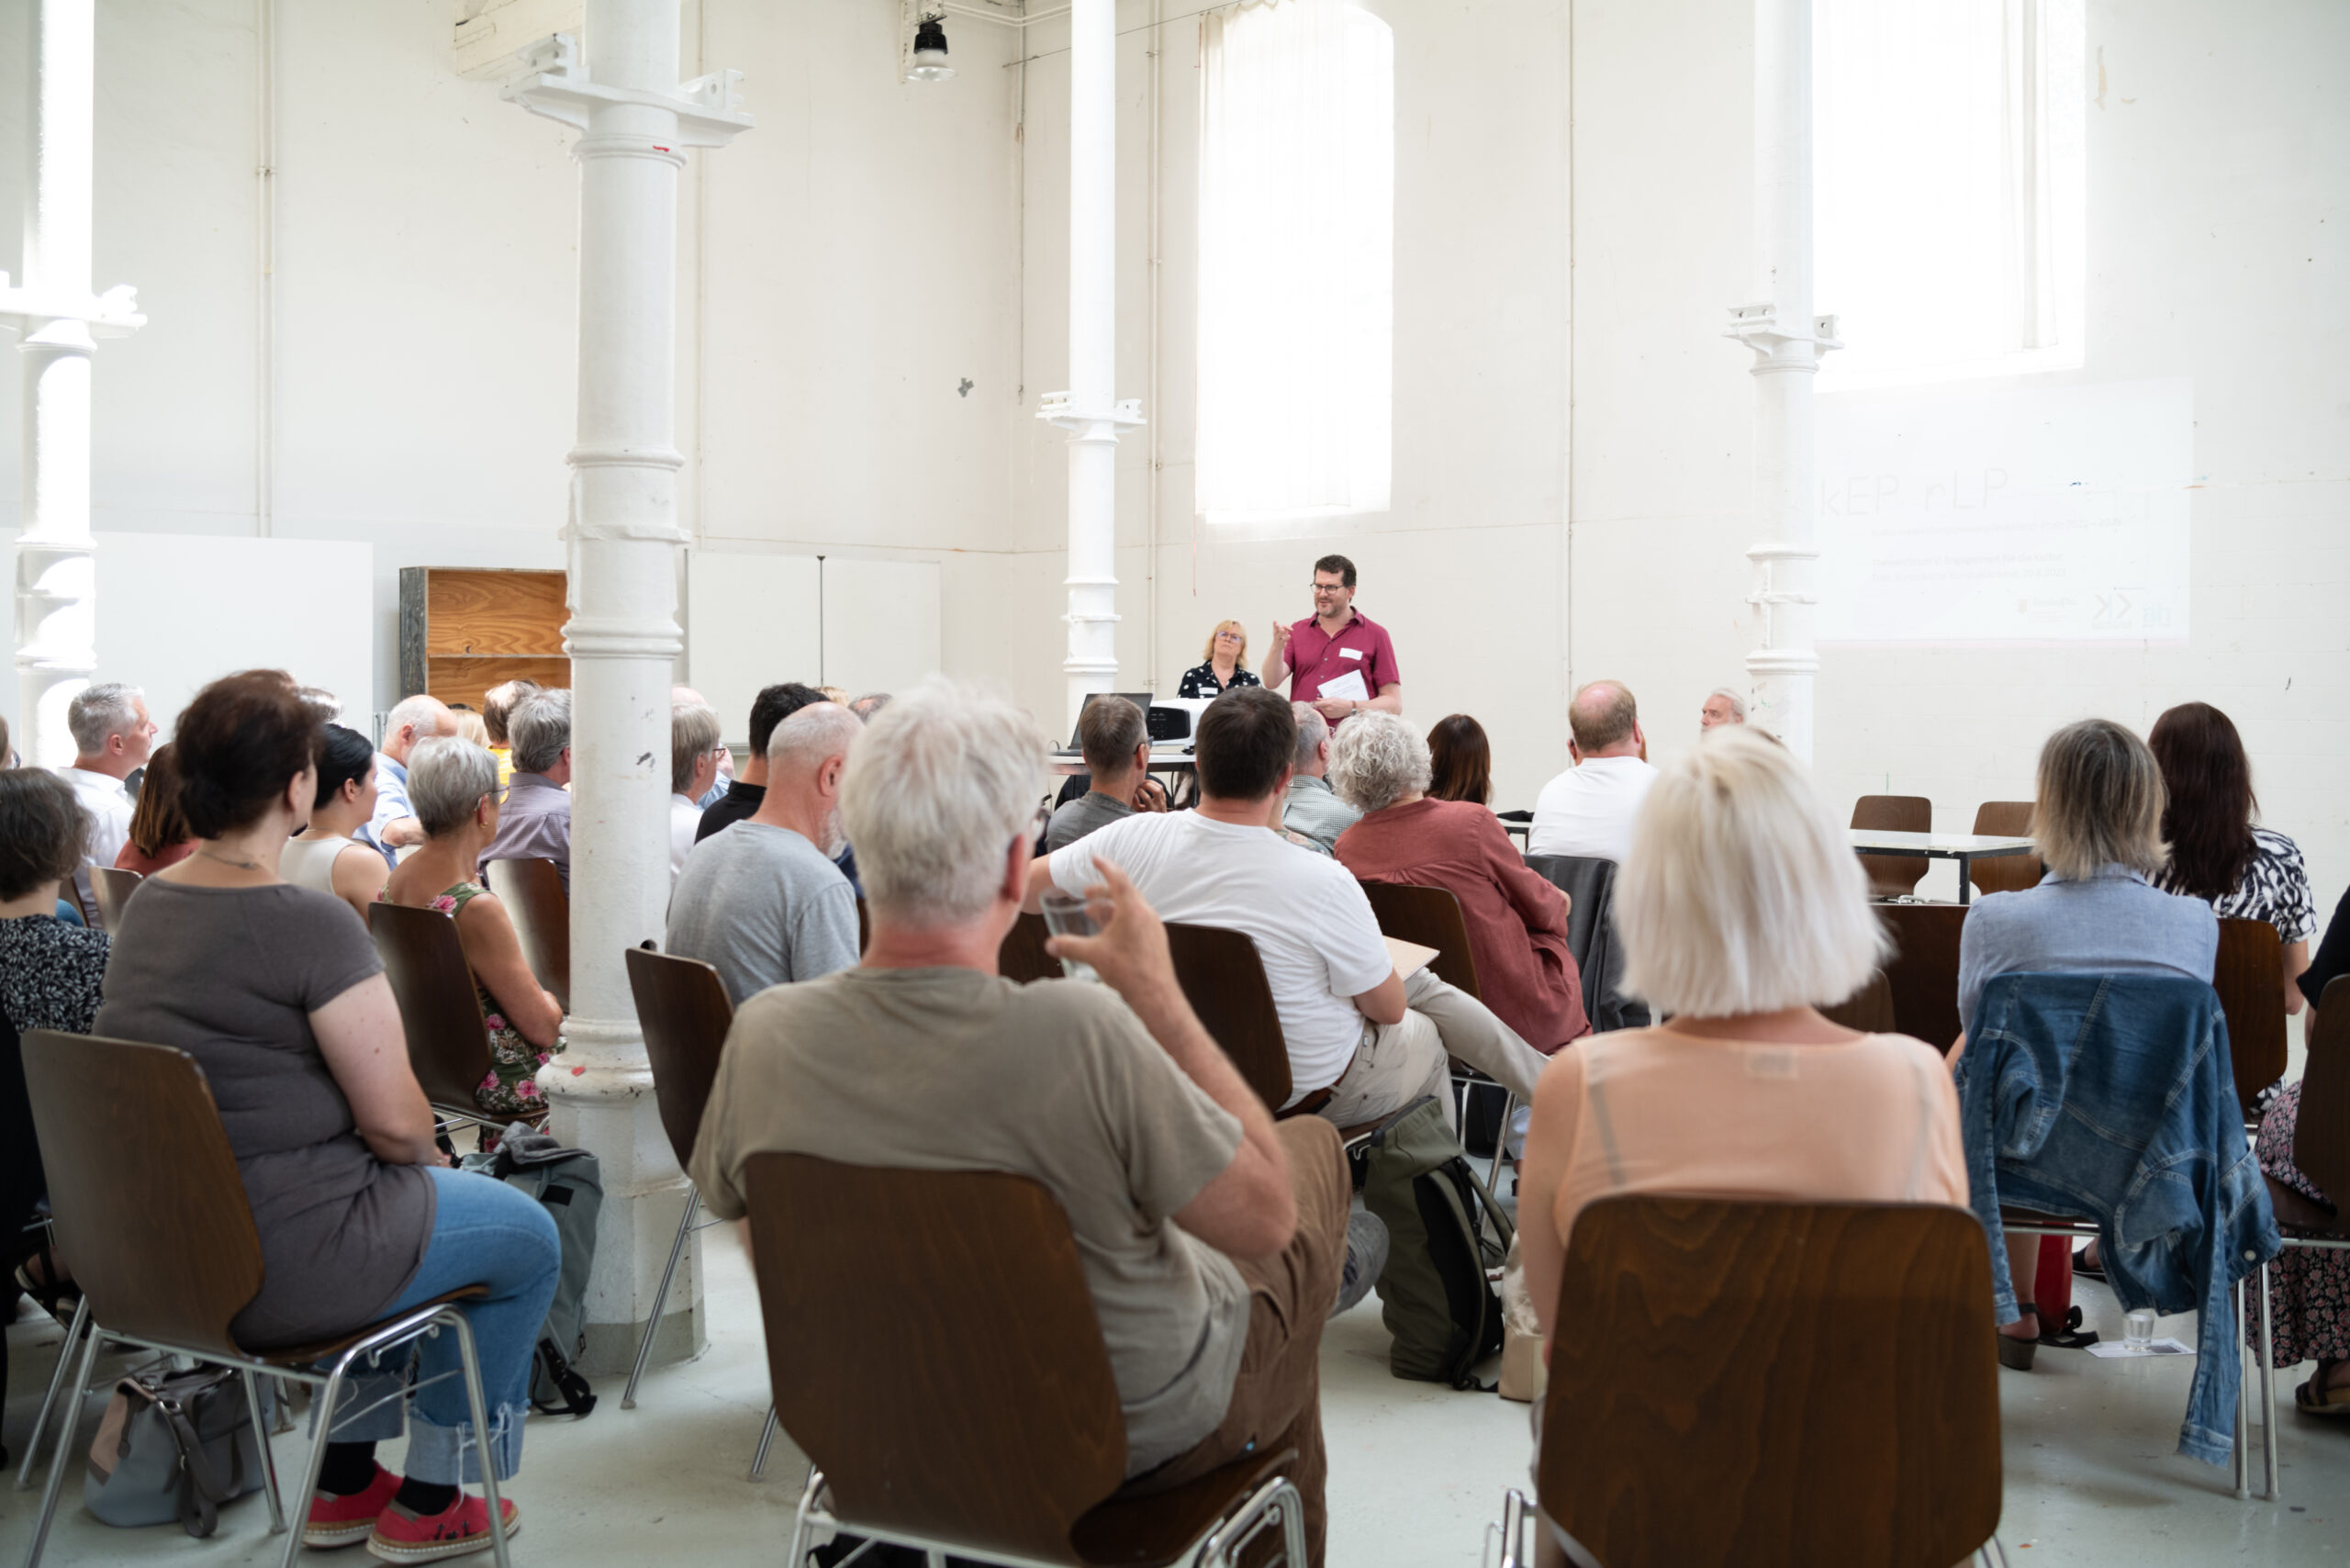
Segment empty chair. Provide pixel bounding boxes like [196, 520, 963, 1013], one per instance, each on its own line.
[1968, 801, 2039, 898]
[87, 866, 142, 932]
[487, 856, 570, 1012]
[746, 1153, 1309, 1568]
[2213, 916, 2288, 1122]
[1499, 1198, 2001, 1568]
[15, 1032, 512, 1568]
[1879, 901, 1967, 1050]
[369, 901, 503, 1126]
[1852, 794, 1932, 900]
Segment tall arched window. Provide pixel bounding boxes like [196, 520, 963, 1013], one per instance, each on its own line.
[1195, 0, 1394, 520]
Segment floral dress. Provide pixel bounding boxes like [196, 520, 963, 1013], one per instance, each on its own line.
[377, 883, 565, 1118]
[2251, 1081, 2346, 1366]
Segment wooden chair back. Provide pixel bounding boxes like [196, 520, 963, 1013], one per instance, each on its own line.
[2212, 916, 2288, 1119]
[2297, 975, 2350, 1206]
[368, 901, 496, 1118]
[745, 1154, 1125, 1566]
[1819, 969, 1896, 1034]
[1524, 854, 1648, 1032]
[19, 1032, 264, 1361]
[485, 857, 569, 1013]
[1879, 902, 1967, 1051]
[999, 911, 1060, 985]
[1542, 1197, 1999, 1568]
[1967, 801, 2039, 897]
[1359, 881, 1481, 999]
[1165, 922, 1292, 1111]
[89, 867, 142, 933]
[625, 946, 735, 1173]
[1852, 795, 1932, 899]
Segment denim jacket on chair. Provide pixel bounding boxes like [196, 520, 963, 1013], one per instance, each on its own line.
[1953, 972, 2281, 1465]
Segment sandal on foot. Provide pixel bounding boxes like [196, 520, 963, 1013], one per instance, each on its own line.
[1997, 1306, 2040, 1371]
[2296, 1363, 2350, 1418]
[2072, 1244, 2104, 1281]
[2037, 1303, 2100, 1350]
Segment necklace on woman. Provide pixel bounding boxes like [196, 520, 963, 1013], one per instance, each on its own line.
[195, 847, 263, 871]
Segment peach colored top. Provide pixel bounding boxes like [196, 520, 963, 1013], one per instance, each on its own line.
[1543, 1027, 1969, 1249]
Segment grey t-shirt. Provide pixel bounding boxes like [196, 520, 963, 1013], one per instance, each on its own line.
[690, 966, 1248, 1476]
[1046, 789, 1136, 852]
[1955, 866, 2220, 1036]
[93, 880, 435, 1349]
[666, 822, 860, 1005]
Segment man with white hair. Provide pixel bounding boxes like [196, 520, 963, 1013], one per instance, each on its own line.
[361, 693, 453, 865]
[669, 700, 724, 890]
[666, 702, 862, 1004]
[58, 681, 158, 913]
[479, 689, 576, 894]
[688, 678, 1350, 1562]
[1280, 703, 1360, 857]
[1700, 687, 1747, 730]
[1528, 678, 1658, 865]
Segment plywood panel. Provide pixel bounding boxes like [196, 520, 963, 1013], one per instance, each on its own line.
[423, 655, 573, 715]
[423, 568, 568, 656]
[685, 550, 822, 747]
[822, 557, 940, 701]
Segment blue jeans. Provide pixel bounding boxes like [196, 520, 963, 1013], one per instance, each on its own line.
[317, 1166, 560, 1484]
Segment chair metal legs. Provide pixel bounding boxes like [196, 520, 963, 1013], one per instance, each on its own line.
[22, 1301, 106, 1568]
[751, 1403, 781, 1480]
[239, 1366, 286, 1534]
[1485, 1092, 1516, 1201]
[12, 1294, 88, 1491]
[624, 1184, 700, 1409]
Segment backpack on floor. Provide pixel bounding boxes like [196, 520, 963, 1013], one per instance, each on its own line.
[462, 1126, 603, 1417]
[1348, 1095, 1514, 1389]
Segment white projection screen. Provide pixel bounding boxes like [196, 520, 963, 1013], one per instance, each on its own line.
[1814, 377, 2193, 644]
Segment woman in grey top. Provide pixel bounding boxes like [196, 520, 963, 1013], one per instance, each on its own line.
[95, 670, 557, 1560]
[1955, 718, 2217, 1368]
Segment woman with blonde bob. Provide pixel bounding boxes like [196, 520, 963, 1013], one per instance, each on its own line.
[1177, 621, 1261, 700]
[1517, 727, 1967, 1361]
[1955, 717, 2218, 1366]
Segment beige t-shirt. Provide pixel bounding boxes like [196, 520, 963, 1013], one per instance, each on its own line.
[690, 965, 1250, 1477]
[1543, 1027, 1970, 1248]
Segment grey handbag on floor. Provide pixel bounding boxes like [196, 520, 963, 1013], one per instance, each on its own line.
[84, 1361, 272, 1536]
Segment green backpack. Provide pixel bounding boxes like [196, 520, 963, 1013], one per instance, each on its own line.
[1349, 1094, 1515, 1387]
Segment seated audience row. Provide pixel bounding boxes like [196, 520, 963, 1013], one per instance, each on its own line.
[1046, 695, 1168, 852]
[1527, 679, 1655, 865]
[1280, 705, 1360, 856]
[284, 724, 392, 919]
[480, 689, 576, 893]
[364, 692, 453, 865]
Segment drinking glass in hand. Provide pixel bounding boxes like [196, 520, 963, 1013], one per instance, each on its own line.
[1040, 890, 1104, 982]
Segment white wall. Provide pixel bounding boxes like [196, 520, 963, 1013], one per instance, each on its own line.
[0, 0, 1022, 729]
[1571, 0, 2350, 909]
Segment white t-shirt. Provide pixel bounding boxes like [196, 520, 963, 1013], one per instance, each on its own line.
[58, 766, 133, 913]
[669, 794, 702, 890]
[1527, 755, 1660, 866]
[1047, 811, 1395, 1099]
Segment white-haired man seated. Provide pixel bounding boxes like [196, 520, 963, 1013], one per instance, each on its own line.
[57, 680, 158, 913]
[1700, 686, 1747, 730]
[666, 701, 863, 1005]
[1280, 703, 1360, 857]
[361, 692, 453, 866]
[1027, 686, 1551, 1127]
[688, 678, 1351, 1564]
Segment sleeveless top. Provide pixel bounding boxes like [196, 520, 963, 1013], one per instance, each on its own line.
[282, 834, 358, 901]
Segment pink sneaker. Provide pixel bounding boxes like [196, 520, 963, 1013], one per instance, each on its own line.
[304, 1464, 402, 1549]
[365, 1492, 520, 1563]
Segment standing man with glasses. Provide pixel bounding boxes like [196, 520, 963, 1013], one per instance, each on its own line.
[1261, 554, 1403, 728]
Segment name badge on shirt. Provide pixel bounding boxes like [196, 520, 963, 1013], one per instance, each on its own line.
[1339, 646, 1363, 660]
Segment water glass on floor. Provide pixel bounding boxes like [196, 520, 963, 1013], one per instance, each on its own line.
[2124, 1307, 2157, 1350]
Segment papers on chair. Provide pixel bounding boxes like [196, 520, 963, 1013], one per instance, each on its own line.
[1384, 936, 1439, 980]
[1316, 667, 1371, 703]
[2086, 1338, 2194, 1358]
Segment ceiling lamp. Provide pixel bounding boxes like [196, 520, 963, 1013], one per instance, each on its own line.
[909, 17, 955, 82]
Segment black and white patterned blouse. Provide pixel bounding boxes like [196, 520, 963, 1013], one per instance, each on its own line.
[1176, 662, 1262, 700]
[2158, 826, 2319, 945]
[0, 915, 110, 1037]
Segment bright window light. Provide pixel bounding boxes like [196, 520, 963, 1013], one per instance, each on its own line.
[1195, 0, 1393, 521]
[1815, 0, 2086, 389]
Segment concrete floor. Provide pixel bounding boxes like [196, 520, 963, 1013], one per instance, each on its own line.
[4, 1222, 2344, 1566]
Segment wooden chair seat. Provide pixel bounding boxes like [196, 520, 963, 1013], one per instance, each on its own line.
[2212, 916, 2288, 1123]
[1000, 910, 1060, 985]
[368, 901, 498, 1124]
[252, 1287, 490, 1367]
[1852, 794, 1933, 900]
[1067, 1448, 1297, 1567]
[88, 866, 142, 932]
[484, 856, 569, 1012]
[1165, 923, 1292, 1114]
[2266, 1176, 2346, 1239]
[1968, 802, 2039, 898]
[1819, 969, 1896, 1034]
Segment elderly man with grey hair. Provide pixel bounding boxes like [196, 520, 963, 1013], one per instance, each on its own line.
[1279, 703, 1360, 857]
[666, 702, 864, 1005]
[479, 689, 576, 895]
[687, 677, 1351, 1562]
[1700, 686, 1748, 730]
[57, 680, 158, 914]
[360, 691, 453, 866]
[669, 701, 724, 890]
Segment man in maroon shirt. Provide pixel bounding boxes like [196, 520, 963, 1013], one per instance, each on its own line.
[1262, 554, 1402, 728]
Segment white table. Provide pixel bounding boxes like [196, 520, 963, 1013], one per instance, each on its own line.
[1848, 830, 2035, 905]
[1047, 747, 1197, 778]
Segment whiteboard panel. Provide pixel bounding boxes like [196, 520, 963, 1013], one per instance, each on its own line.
[95, 532, 375, 735]
[684, 549, 822, 746]
[822, 557, 941, 700]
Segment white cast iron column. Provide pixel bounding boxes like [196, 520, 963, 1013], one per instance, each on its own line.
[1726, 0, 1836, 762]
[5, 0, 142, 766]
[505, 11, 748, 1373]
[1041, 0, 1141, 734]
